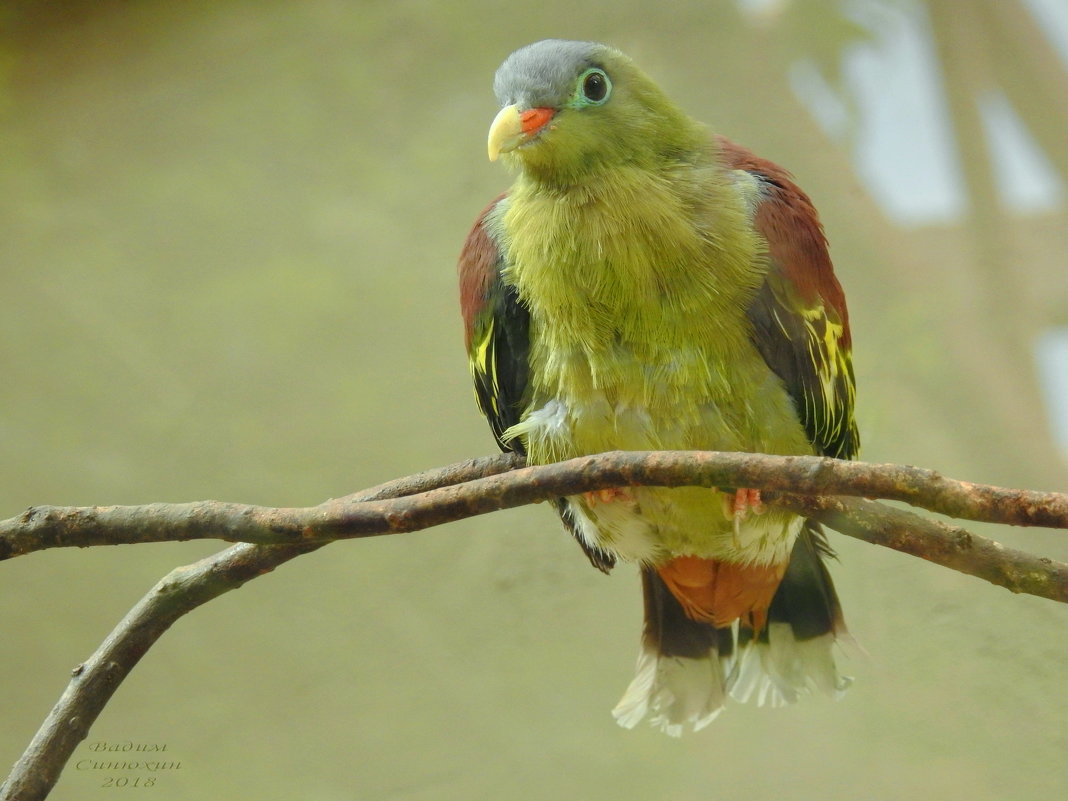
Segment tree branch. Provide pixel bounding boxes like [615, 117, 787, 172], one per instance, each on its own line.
[3, 450, 1067, 801]
[0, 455, 511, 801]
[780, 494, 1068, 602]
[0, 542, 319, 801]
[2, 452, 1066, 560]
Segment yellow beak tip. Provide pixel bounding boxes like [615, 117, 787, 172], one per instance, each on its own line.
[487, 104, 523, 163]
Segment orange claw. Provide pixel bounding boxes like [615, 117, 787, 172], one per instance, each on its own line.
[723, 488, 764, 521]
[737, 488, 764, 517]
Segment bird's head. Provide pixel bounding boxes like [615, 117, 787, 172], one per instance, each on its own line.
[487, 40, 700, 185]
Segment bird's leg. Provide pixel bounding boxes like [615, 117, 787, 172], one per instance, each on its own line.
[722, 488, 765, 519]
[738, 488, 764, 516]
[723, 488, 765, 542]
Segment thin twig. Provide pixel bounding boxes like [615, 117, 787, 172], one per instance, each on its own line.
[0, 456, 515, 801]
[0, 542, 318, 801]
[780, 494, 1068, 602]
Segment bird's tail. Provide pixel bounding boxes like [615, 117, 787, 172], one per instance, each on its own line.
[612, 523, 851, 735]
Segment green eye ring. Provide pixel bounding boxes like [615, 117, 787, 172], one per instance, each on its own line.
[573, 67, 612, 107]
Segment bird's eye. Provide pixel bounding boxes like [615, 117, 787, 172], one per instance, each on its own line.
[578, 68, 611, 105]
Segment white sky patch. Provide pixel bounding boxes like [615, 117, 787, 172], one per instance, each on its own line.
[787, 59, 851, 140]
[1035, 329, 1068, 460]
[978, 89, 1066, 213]
[790, 0, 966, 225]
[735, 0, 789, 22]
[787, 0, 1067, 226]
[1022, 0, 1068, 68]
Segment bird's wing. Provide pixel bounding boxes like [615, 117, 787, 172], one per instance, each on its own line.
[458, 194, 616, 573]
[719, 136, 859, 460]
[458, 194, 531, 455]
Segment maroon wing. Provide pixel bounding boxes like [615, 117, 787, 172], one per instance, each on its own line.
[458, 194, 531, 454]
[457, 194, 616, 573]
[719, 136, 859, 460]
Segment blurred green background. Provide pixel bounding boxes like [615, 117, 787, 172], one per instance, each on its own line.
[2, 1, 1067, 799]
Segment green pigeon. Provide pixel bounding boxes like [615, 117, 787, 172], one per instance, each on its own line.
[458, 39, 858, 735]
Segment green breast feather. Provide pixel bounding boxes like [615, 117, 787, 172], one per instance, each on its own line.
[484, 166, 813, 564]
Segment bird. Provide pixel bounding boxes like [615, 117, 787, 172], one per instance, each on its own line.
[457, 39, 858, 735]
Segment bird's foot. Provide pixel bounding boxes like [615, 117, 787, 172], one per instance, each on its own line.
[723, 488, 765, 520]
[723, 488, 764, 543]
[584, 487, 636, 506]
